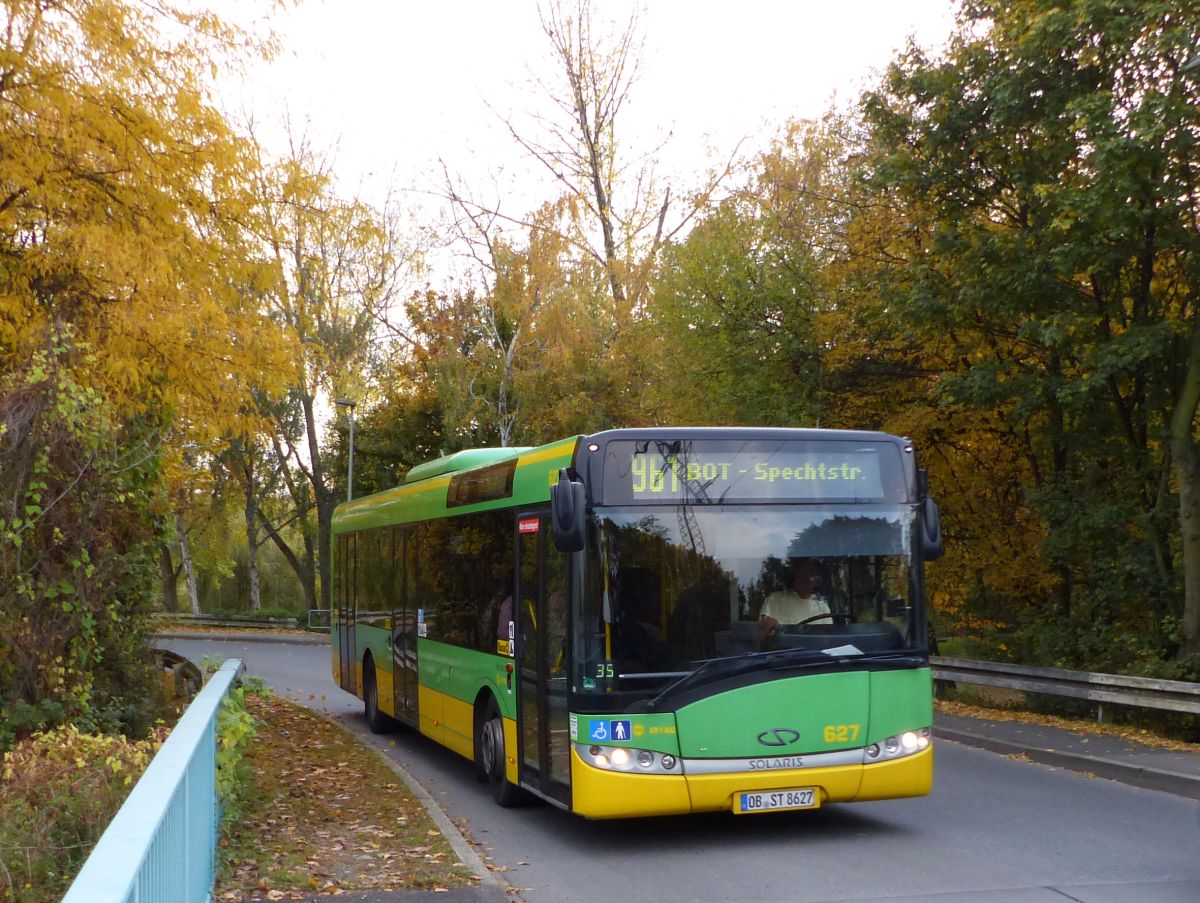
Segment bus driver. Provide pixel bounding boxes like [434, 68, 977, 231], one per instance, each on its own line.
[760, 559, 830, 635]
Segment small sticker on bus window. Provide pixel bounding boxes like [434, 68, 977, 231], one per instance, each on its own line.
[519, 517, 540, 534]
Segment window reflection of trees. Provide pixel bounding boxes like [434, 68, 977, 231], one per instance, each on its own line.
[601, 515, 741, 669]
[417, 513, 513, 653]
[592, 509, 915, 677]
[344, 511, 512, 655]
[352, 528, 392, 631]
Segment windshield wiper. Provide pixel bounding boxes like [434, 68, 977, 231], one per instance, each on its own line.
[636, 647, 825, 711]
[635, 647, 917, 712]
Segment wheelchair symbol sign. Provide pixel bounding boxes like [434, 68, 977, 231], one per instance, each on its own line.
[589, 721, 609, 742]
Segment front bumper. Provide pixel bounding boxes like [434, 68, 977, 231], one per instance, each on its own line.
[569, 744, 934, 819]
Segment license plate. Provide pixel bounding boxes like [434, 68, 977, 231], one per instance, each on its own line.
[735, 787, 819, 814]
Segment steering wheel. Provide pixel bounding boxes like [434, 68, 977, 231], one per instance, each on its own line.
[794, 612, 855, 627]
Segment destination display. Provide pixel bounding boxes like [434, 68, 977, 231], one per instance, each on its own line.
[601, 440, 901, 504]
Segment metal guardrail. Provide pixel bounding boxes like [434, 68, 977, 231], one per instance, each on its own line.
[307, 608, 332, 631]
[61, 658, 243, 903]
[931, 655, 1200, 716]
[156, 612, 299, 629]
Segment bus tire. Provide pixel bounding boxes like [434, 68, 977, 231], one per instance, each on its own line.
[479, 699, 522, 806]
[363, 653, 394, 734]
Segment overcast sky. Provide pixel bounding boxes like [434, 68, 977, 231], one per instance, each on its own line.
[218, 1, 958, 210]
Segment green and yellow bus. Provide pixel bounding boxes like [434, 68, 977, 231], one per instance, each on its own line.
[331, 427, 943, 818]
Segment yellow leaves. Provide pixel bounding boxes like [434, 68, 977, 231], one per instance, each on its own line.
[0, 0, 294, 445]
[3, 722, 162, 787]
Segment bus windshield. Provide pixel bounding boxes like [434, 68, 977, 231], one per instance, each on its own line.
[575, 505, 921, 704]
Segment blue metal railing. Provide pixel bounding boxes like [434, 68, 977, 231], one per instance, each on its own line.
[61, 658, 243, 903]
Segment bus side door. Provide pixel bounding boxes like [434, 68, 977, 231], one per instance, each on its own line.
[337, 533, 357, 693]
[392, 526, 419, 726]
[516, 511, 570, 805]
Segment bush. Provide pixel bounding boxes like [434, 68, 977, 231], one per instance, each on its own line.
[0, 725, 165, 902]
[205, 606, 302, 622]
[215, 676, 266, 824]
[1, 337, 168, 750]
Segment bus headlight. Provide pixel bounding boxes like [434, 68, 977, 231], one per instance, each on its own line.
[576, 743, 680, 775]
[864, 728, 930, 763]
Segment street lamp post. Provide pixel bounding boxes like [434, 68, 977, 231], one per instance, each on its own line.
[333, 399, 356, 502]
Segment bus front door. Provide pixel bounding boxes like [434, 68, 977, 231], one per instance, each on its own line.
[516, 513, 570, 805]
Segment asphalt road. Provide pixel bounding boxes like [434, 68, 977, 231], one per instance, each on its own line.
[158, 637, 1200, 903]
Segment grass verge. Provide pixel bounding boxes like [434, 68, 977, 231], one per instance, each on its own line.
[216, 694, 479, 901]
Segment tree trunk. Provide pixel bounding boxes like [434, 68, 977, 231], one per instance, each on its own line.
[259, 509, 318, 612]
[265, 430, 320, 612]
[159, 542, 179, 613]
[243, 450, 262, 612]
[1171, 327, 1200, 657]
[176, 510, 200, 614]
[247, 536, 261, 612]
[302, 392, 336, 612]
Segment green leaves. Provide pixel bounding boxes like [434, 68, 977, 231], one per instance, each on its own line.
[858, 0, 1200, 662]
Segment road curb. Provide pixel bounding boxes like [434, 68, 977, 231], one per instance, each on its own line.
[363, 732, 511, 901]
[935, 726, 1200, 801]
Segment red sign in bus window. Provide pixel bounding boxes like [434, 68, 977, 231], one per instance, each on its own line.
[518, 517, 540, 534]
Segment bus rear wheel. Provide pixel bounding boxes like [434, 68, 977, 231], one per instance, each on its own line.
[363, 654, 394, 734]
[478, 700, 523, 806]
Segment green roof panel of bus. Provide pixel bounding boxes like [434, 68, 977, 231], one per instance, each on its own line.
[403, 448, 532, 484]
[331, 437, 581, 535]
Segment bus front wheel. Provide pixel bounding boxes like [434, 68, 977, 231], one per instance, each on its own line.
[479, 700, 522, 806]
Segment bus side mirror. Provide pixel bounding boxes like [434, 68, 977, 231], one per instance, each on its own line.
[551, 470, 586, 552]
[922, 497, 944, 561]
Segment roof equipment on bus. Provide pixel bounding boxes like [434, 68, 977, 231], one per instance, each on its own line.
[403, 447, 532, 484]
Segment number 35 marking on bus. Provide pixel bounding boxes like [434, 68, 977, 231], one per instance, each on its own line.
[595, 662, 614, 678]
[823, 724, 860, 743]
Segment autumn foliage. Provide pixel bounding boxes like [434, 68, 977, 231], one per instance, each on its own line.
[374, 1, 1200, 675]
[0, 0, 290, 743]
[0, 723, 166, 901]
[4, 0, 1200, 764]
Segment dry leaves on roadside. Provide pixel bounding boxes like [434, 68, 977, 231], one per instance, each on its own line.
[935, 699, 1200, 753]
[216, 695, 479, 901]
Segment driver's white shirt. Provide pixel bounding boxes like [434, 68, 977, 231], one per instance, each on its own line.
[761, 591, 830, 625]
